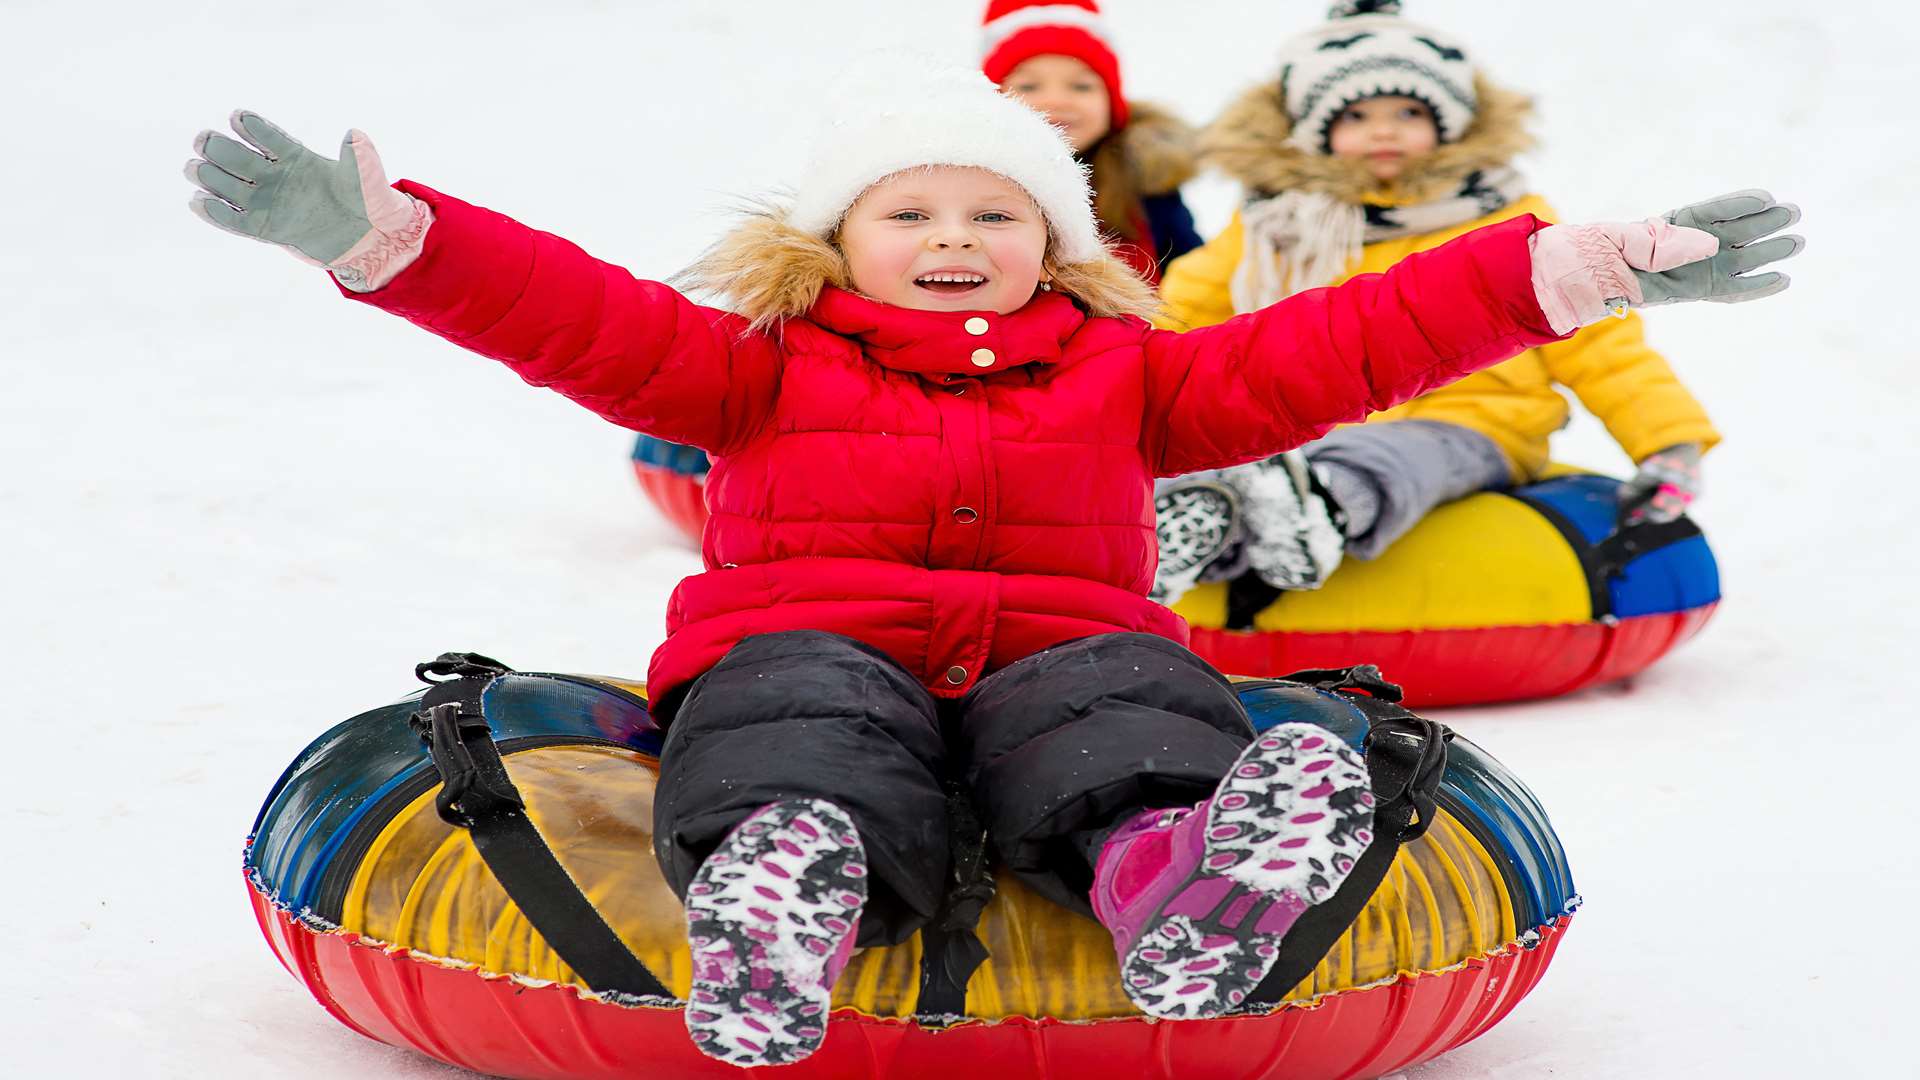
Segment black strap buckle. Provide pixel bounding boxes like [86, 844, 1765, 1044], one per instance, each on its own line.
[1281, 663, 1405, 703]
[416, 701, 525, 826]
[415, 650, 513, 684]
[407, 652, 521, 827]
[1363, 712, 1453, 841]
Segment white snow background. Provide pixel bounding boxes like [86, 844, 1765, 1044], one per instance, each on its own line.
[3, 0, 1915, 1075]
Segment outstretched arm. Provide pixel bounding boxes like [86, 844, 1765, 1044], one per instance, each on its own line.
[1142, 193, 1798, 477]
[1142, 215, 1564, 476]
[185, 112, 779, 454]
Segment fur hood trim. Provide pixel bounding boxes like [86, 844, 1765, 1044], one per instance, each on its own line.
[1112, 101, 1199, 197]
[1199, 73, 1534, 204]
[674, 204, 1159, 331]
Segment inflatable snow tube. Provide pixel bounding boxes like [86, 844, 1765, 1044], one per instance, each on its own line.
[631, 434, 709, 543]
[246, 665, 1576, 1079]
[1174, 473, 1720, 707]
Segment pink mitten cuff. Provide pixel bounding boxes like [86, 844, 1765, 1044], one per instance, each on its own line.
[327, 130, 434, 293]
[329, 194, 433, 293]
[1529, 220, 1718, 334]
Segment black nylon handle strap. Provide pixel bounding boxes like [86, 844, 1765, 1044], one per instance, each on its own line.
[409, 660, 668, 1001]
[914, 779, 997, 1020]
[1244, 696, 1450, 1006]
[1588, 517, 1702, 580]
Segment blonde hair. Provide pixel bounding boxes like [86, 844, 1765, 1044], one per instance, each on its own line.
[674, 201, 1161, 332]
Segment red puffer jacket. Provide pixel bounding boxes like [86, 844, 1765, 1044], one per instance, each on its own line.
[351, 183, 1563, 715]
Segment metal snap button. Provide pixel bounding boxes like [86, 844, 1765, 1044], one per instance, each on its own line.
[944, 665, 968, 685]
[970, 348, 995, 367]
[964, 317, 989, 336]
[952, 506, 977, 523]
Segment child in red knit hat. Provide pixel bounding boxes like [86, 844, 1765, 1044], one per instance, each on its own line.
[982, 0, 1203, 284]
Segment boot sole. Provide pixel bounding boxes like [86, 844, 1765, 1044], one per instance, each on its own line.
[684, 799, 867, 1066]
[1120, 723, 1374, 1019]
[1154, 482, 1240, 575]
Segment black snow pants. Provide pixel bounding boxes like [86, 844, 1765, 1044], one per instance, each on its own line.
[652, 629, 1256, 947]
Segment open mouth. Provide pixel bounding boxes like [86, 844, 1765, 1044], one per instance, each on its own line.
[914, 271, 989, 297]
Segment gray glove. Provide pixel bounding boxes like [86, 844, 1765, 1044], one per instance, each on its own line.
[1633, 190, 1804, 307]
[186, 111, 426, 287]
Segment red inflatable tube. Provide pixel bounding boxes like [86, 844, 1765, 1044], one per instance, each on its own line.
[250, 884, 1571, 1080]
[632, 462, 709, 544]
[1190, 604, 1718, 709]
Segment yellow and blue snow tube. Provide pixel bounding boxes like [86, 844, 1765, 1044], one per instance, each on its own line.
[1175, 473, 1719, 706]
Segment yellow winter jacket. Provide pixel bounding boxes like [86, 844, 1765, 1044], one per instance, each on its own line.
[1172, 79, 1720, 481]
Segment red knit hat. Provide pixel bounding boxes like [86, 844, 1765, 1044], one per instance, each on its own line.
[980, 1, 1130, 131]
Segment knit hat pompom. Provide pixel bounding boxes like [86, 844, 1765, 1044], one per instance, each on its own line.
[1328, 0, 1403, 16]
[1277, 1, 1478, 153]
[787, 57, 1105, 264]
[979, 0, 1130, 130]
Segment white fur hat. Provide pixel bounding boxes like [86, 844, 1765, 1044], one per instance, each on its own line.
[787, 59, 1106, 264]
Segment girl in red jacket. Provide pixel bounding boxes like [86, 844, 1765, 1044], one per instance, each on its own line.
[625, 0, 1207, 521]
[185, 62, 1793, 1067]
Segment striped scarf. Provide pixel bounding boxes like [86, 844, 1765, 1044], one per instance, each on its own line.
[1228, 166, 1528, 313]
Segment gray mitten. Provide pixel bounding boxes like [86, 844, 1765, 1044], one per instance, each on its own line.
[1634, 190, 1804, 307]
[185, 111, 429, 290]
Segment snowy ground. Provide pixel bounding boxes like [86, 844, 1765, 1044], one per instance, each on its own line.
[4, 0, 1915, 1076]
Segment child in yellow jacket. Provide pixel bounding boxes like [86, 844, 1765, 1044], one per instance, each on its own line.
[1151, 0, 1734, 602]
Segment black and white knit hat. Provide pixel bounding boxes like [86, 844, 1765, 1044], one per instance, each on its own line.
[1277, 0, 1478, 153]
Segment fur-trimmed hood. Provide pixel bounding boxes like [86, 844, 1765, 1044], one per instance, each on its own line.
[1198, 74, 1533, 204]
[1108, 101, 1199, 197]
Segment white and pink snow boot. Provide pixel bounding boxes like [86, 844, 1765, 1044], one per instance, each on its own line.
[1090, 724, 1374, 1019]
[683, 798, 868, 1067]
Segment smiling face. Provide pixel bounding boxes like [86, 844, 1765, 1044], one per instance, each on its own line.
[1001, 54, 1113, 152]
[1327, 95, 1441, 182]
[836, 166, 1051, 314]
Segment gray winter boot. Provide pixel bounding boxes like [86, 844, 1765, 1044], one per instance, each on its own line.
[1220, 452, 1346, 591]
[1150, 479, 1242, 603]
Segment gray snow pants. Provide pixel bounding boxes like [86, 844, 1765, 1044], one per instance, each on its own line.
[1307, 419, 1513, 558]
